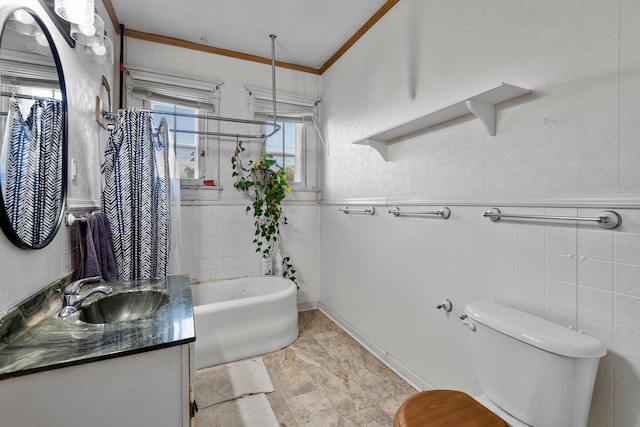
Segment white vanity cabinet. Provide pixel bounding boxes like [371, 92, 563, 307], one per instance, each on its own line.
[0, 276, 196, 426]
[0, 344, 192, 427]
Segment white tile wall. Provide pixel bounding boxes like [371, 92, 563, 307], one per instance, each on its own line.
[177, 203, 319, 305]
[319, 1, 640, 425]
[0, 230, 74, 312]
[320, 204, 640, 426]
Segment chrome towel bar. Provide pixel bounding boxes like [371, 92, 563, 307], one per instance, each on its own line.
[388, 207, 451, 219]
[65, 213, 87, 226]
[483, 208, 622, 229]
[339, 206, 376, 215]
[65, 210, 102, 226]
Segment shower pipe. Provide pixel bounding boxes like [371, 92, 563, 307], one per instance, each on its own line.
[484, 208, 622, 229]
[119, 24, 124, 109]
[388, 206, 451, 219]
[270, 34, 277, 127]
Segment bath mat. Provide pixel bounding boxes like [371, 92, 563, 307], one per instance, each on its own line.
[195, 393, 279, 427]
[194, 357, 275, 408]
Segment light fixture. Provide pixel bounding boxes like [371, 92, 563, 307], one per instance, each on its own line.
[70, 13, 104, 46]
[78, 21, 95, 37]
[6, 9, 41, 36]
[86, 31, 113, 65]
[54, 0, 95, 26]
[34, 32, 49, 47]
[91, 40, 106, 56]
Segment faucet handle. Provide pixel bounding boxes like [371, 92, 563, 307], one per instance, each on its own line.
[64, 276, 102, 295]
[436, 298, 453, 312]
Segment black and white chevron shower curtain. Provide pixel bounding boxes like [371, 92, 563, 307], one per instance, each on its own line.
[102, 109, 171, 280]
[2, 99, 63, 246]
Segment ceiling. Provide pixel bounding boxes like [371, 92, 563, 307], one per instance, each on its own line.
[105, 0, 397, 73]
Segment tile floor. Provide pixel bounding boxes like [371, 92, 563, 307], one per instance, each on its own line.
[263, 310, 416, 427]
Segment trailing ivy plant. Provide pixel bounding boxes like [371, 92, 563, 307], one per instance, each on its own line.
[231, 139, 297, 284]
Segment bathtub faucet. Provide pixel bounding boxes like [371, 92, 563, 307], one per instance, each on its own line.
[59, 276, 113, 318]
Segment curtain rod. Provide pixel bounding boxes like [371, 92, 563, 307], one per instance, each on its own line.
[165, 128, 277, 139]
[102, 109, 281, 140]
[0, 91, 59, 102]
[107, 35, 281, 141]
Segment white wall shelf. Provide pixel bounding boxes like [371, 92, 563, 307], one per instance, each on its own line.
[353, 83, 530, 161]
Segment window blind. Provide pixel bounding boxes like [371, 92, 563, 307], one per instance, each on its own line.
[0, 51, 59, 88]
[247, 87, 317, 119]
[125, 67, 220, 112]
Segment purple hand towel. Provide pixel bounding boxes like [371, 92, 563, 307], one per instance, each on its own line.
[76, 213, 118, 281]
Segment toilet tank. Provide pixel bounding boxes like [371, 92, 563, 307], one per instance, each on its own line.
[465, 302, 606, 427]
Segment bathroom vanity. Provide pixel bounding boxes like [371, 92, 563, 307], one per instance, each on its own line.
[0, 275, 195, 427]
[0, 6, 195, 425]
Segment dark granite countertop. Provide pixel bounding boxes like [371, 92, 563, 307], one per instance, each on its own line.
[0, 275, 195, 380]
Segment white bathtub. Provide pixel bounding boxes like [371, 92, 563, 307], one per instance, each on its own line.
[191, 276, 299, 369]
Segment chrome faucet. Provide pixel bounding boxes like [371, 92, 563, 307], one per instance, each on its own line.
[59, 276, 113, 318]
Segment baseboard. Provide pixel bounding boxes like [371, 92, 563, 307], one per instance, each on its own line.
[297, 301, 318, 312]
[318, 303, 434, 392]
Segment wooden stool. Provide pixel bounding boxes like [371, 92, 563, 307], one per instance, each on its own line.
[393, 390, 509, 427]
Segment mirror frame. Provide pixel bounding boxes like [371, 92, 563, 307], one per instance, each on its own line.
[0, 6, 67, 250]
[37, 0, 75, 48]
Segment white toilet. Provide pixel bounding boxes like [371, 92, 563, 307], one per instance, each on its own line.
[394, 301, 606, 427]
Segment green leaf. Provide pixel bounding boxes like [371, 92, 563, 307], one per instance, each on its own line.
[232, 146, 295, 283]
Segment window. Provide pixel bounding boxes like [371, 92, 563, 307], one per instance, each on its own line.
[249, 87, 318, 189]
[151, 102, 201, 179]
[265, 120, 304, 183]
[29, 87, 62, 100]
[125, 67, 220, 184]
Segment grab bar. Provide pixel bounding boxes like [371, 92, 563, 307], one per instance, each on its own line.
[388, 207, 451, 219]
[483, 208, 622, 229]
[339, 206, 376, 215]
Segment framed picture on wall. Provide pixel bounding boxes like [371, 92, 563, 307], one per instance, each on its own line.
[37, 0, 76, 48]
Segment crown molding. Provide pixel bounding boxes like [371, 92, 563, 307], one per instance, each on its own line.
[108, 0, 399, 75]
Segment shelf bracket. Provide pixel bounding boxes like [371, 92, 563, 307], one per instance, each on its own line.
[466, 99, 496, 136]
[358, 138, 389, 161]
[352, 83, 530, 161]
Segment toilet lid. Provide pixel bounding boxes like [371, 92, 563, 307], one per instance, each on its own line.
[394, 390, 509, 427]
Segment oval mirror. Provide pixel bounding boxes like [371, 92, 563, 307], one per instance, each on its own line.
[0, 7, 67, 249]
